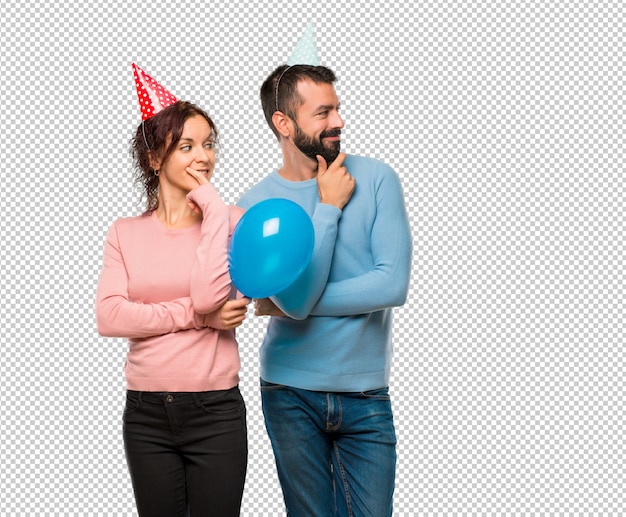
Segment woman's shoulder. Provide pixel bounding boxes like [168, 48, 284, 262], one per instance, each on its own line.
[228, 205, 245, 232]
[108, 212, 154, 234]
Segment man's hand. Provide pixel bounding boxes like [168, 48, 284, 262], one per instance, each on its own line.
[254, 298, 286, 317]
[218, 298, 251, 329]
[316, 152, 355, 210]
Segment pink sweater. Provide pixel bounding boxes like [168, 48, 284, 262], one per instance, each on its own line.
[96, 183, 244, 392]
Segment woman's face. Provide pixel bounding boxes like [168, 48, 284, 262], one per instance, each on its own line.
[157, 114, 216, 192]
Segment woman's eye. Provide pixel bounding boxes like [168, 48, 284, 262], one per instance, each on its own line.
[205, 142, 215, 149]
[180, 145, 191, 152]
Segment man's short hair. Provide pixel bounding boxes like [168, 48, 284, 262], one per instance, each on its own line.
[260, 65, 337, 139]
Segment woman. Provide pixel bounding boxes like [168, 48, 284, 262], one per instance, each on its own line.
[96, 64, 249, 516]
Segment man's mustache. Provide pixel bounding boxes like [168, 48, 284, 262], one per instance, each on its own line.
[320, 129, 342, 139]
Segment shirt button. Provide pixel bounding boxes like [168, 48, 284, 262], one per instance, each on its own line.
[166, 395, 174, 403]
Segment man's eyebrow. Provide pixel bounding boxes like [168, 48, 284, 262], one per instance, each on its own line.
[315, 102, 340, 111]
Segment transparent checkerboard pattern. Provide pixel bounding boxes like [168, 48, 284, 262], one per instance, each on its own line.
[1, 1, 624, 515]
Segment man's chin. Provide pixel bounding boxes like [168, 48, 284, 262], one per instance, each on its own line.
[319, 142, 341, 163]
[295, 141, 340, 164]
[323, 148, 341, 164]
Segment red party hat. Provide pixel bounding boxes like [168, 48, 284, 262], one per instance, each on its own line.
[132, 63, 179, 121]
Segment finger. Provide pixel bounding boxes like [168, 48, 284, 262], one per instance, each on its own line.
[223, 318, 242, 329]
[224, 309, 246, 323]
[225, 313, 246, 325]
[236, 297, 252, 307]
[227, 301, 250, 313]
[329, 152, 346, 170]
[187, 201, 201, 214]
[226, 299, 249, 312]
[186, 167, 207, 184]
[186, 166, 200, 178]
[316, 155, 328, 174]
[228, 306, 248, 318]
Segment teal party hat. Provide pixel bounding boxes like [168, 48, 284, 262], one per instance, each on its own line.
[287, 22, 320, 66]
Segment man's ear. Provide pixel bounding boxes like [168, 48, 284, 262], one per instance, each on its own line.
[272, 111, 292, 139]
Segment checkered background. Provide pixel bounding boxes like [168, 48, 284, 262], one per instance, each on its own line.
[1, 1, 623, 515]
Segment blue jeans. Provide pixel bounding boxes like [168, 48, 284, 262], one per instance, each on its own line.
[123, 387, 247, 517]
[261, 380, 397, 517]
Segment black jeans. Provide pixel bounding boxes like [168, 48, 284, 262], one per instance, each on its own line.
[123, 387, 248, 517]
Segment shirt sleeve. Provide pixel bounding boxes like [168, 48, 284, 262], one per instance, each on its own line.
[308, 169, 413, 316]
[186, 183, 238, 314]
[270, 203, 342, 319]
[95, 221, 211, 338]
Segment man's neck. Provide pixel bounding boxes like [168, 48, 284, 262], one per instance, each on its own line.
[278, 143, 318, 181]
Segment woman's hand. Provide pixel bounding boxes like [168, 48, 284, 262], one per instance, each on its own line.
[186, 167, 211, 215]
[218, 298, 251, 329]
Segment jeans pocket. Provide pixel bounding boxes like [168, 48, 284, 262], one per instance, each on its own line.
[260, 379, 286, 391]
[360, 387, 391, 401]
[197, 387, 245, 416]
[123, 391, 142, 417]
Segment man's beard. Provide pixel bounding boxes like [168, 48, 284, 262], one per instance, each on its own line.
[293, 124, 341, 164]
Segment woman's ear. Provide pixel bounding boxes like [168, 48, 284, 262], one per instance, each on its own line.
[148, 150, 161, 171]
[272, 111, 292, 139]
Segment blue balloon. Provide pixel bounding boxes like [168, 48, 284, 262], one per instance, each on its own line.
[229, 198, 314, 298]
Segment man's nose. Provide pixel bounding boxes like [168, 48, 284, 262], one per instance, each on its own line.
[331, 110, 345, 129]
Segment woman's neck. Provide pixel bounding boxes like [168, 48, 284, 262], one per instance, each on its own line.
[155, 196, 201, 229]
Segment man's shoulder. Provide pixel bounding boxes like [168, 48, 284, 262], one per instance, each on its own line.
[236, 171, 280, 208]
[344, 154, 396, 180]
[345, 153, 393, 170]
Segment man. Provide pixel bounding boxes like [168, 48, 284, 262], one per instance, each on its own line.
[237, 28, 412, 517]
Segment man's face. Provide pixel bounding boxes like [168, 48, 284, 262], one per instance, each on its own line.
[291, 80, 344, 164]
[292, 123, 341, 164]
